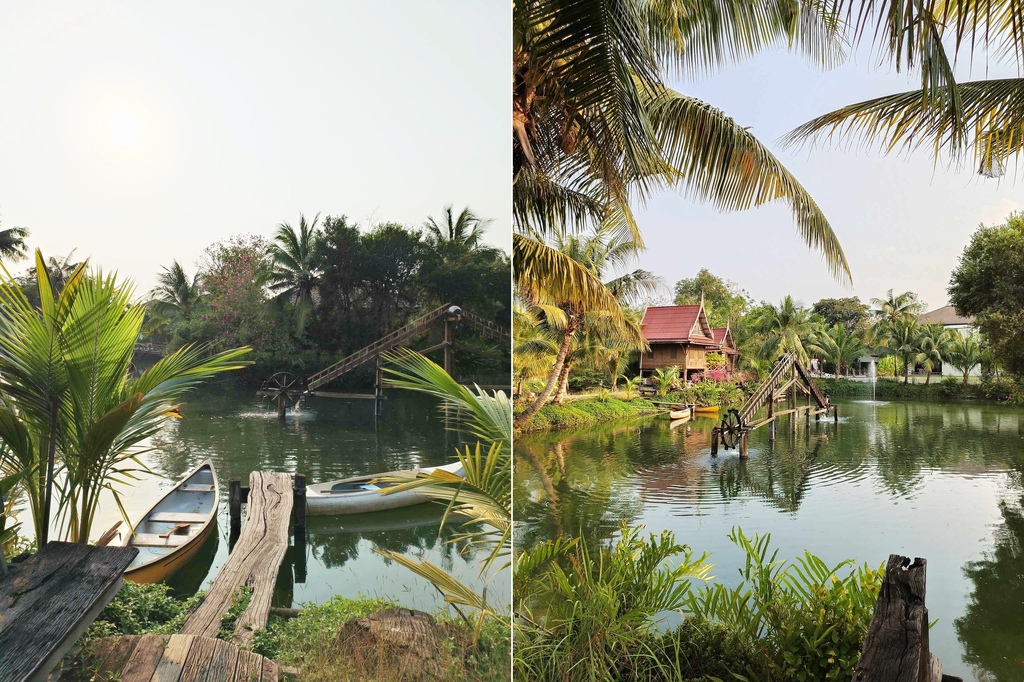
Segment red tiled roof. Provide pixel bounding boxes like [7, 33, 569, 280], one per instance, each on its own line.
[710, 327, 739, 355]
[641, 305, 714, 344]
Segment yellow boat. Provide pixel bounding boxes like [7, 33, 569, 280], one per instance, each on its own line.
[694, 405, 719, 415]
[122, 460, 219, 584]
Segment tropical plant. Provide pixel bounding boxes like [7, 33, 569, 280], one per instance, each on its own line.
[622, 376, 642, 401]
[881, 317, 921, 384]
[808, 323, 868, 376]
[424, 204, 492, 250]
[150, 260, 202, 322]
[514, 524, 712, 682]
[871, 289, 923, 330]
[915, 323, 952, 384]
[268, 213, 322, 337]
[753, 296, 814, 363]
[651, 366, 681, 397]
[786, 1, 1024, 178]
[0, 252, 251, 545]
[0, 224, 29, 262]
[948, 332, 983, 386]
[376, 350, 510, 641]
[44, 251, 81, 293]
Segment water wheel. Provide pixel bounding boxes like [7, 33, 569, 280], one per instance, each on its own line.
[261, 372, 308, 417]
[718, 408, 744, 450]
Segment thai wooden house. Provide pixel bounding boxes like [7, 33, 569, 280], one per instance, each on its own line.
[639, 303, 717, 381]
[708, 325, 739, 371]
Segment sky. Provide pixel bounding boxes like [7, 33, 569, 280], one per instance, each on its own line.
[636, 44, 1023, 313]
[0, 1, 510, 293]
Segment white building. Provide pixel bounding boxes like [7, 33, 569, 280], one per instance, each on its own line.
[917, 305, 981, 378]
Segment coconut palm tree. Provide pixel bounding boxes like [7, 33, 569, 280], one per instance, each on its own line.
[948, 332, 983, 386]
[424, 204, 492, 250]
[808, 323, 868, 376]
[44, 251, 81, 293]
[0, 225, 29, 262]
[150, 260, 202, 322]
[872, 290, 923, 330]
[915, 323, 952, 385]
[268, 213, 322, 337]
[0, 251, 251, 544]
[786, 1, 1024, 178]
[754, 296, 815, 363]
[885, 317, 922, 384]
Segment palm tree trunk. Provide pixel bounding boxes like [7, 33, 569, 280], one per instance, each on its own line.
[553, 361, 571, 405]
[963, 370, 969, 386]
[515, 328, 574, 427]
[925, 370, 931, 385]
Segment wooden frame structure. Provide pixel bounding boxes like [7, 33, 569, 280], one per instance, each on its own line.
[712, 353, 837, 457]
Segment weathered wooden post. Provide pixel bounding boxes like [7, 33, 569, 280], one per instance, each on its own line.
[292, 473, 307, 584]
[374, 355, 384, 417]
[834, 404, 840, 423]
[739, 430, 749, 457]
[443, 316, 454, 376]
[229, 477, 242, 542]
[854, 555, 962, 682]
[710, 428, 719, 455]
[768, 399, 776, 442]
[276, 394, 286, 420]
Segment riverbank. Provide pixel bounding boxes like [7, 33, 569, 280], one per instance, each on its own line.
[73, 582, 509, 682]
[514, 396, 663, 434]
[816, 376, 1023, 402]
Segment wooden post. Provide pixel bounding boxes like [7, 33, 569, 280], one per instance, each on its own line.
[293, 474, 306, 536]
[853, 555, 962, 682]
[710, 428, 719, 456]
[229, 477, 242, 541]
[443, 318, 453, 376]
[276, 395, 286, 420]
[834, 404, 839, 423]
[768, 399, 775, 442]
[375, 355, 384, 417]
[739, 430, 749, 458]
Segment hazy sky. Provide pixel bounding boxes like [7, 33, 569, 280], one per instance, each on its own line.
[0, 1, 509, 292]
[637, 46, 1022, 313]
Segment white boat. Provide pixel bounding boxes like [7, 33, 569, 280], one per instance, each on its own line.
[306, 461, 464, 516]
[123, 460, 219, 583]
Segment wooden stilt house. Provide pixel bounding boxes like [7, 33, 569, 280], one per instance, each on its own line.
[709, 324, 739, 371]
[639, 300, 717, 382]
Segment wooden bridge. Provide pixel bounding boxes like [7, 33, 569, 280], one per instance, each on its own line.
[259, 303, 510, 416]
[712, 353, 837, 457]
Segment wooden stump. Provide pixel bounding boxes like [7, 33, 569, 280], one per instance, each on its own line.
[181, 472, 293, 645]
[335, 609, 468, 681]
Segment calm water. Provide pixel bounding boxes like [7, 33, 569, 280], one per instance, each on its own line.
[86, 384, 509, 614]
[515, 400, 1024, 682]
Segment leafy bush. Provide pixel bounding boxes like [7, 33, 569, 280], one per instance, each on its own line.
[643, 619, 766, 682]
[514, 397, 660, 433]
[685, 528, 883, 682]
[567, 368, 608, 392]
[83, 582, 204, 641]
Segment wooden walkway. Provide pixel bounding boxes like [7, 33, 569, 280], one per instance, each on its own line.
[0, 542, 138, 682]
[81, 471, 296, 681]
[78, 634, 279, 682]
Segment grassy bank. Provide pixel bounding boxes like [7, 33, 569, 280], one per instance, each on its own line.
[67, 583, 508, 682]
[817, 376, 1024, 402]
[514, 396, 662, 434]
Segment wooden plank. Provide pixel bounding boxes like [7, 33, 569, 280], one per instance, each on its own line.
[80, 635, 141, 680]
[149, 634, 194, 682]
[178, 636, 220, 682]
[119, 634, 168, 681]
[260, 657, 278, 682]
[853, 555, 930, 682]
[233, 649, 265, 682]
[0, 542, 137, 682]
[179, 484, 215, 493]
[180, 472, 292, 645]
[200, 639, 240, 682]
[149, 512, 210, 524]
[130, 533, 191, 547]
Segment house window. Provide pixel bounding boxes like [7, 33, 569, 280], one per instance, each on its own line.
[670, 346, 678, 359]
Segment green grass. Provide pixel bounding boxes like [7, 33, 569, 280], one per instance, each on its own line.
[514, 396, 662, 433]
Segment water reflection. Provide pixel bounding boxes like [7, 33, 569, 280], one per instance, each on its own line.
[515, 401, 1024, 682]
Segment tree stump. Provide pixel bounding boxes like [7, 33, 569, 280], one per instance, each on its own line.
[335, 608, 468, 680]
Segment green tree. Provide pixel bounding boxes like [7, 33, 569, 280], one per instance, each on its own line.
[0, 224, 29, 262]
[948, 332, 983, 386]
[753, 296, 814, 363]
[673, 269, 751, 327]
[150, 260, 202, 322]
[872, 289, 923, 329]
[268, 213, 322, 337]
[0, 252, 250, 544]
[949, 212, 1024, 376]
[915, 323, 952, 385]
[424, 204, 491, 250]
[811, 297, 869, 334]
[884, 317, 921, 384]
[808, 324, 868, 376]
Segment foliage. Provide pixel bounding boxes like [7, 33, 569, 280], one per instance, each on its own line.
[751, 296, 813, 363]
[150, 260, 201, 324]
[674, 269, 752, 328]
[685, 528, 883, 682]
[811, 297, 870, 334]
[0, 252, 251, 544]
[669, 382, 744, 409]
[251, 596, 511, 682]
[949, 212, 1024, 377]
[807, 324, 868, 376]
[0, 222, 30, 262]
[875, 355, 904, 378]
[268, 213, 322, 337]
[514, 397, 661, 434]
[705, 352, 727, 371]
[514, 524, 712, 682]
[651, 366, 681, 397]
[83, 581, 204, 641]
[218, 585, 254, 640]
[948, 332, 983, 386]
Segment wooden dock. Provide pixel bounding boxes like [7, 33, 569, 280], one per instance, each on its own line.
[80, 471, 300, 681]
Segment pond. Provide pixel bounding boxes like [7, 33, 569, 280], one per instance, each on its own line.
[85, 383, 509, 614]
[514, 400, 1024, 682]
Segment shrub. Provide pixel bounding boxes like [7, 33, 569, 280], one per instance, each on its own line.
[939, 376, 965, 399]
[83, 582, 204, 641]
[706, 352, 727, 370]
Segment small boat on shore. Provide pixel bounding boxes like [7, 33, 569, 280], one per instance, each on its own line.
[306, 461, 464, 516]
[123, 460, 219, 584]
[669, 409, 691, 420]
[694, 405, 720, 415]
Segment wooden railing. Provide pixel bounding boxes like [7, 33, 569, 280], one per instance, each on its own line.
[738, 353, 828, 424]
[460, 309, 511, 343]
[306, 304, 454, 391]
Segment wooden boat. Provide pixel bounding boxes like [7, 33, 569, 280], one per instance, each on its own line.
[123, 460, 219, 584]
[669, 409, 691, 420]
[694, 405, 720, 415]
[306, 461, 465, 516]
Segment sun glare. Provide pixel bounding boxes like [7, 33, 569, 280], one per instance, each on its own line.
[106, 109, 144, 148]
